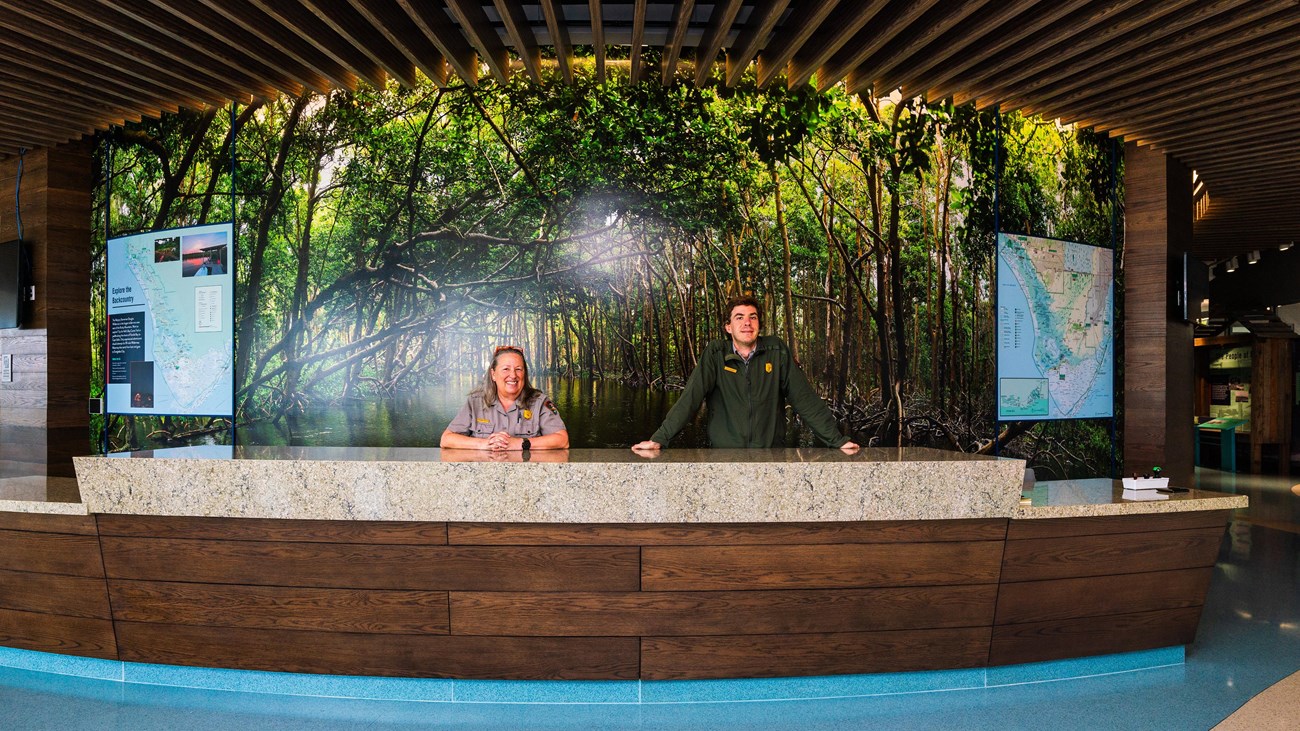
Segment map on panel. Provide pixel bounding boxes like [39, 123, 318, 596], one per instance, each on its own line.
[105, 223, 234, 416]
[997, 233, 1113, 421]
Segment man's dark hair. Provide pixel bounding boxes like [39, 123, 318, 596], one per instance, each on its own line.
[722, 295, 763, 330]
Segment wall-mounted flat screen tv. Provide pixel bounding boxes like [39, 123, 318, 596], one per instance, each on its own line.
[0, 240, 25, 329]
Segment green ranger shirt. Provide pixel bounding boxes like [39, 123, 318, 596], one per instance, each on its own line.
[650, 335, 849, 448]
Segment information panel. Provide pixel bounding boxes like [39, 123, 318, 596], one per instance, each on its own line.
[997, 233, 1113, 421]
[106, 223, 234, 416]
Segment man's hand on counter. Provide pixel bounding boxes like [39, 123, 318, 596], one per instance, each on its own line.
[631, 440, 662, 456]
[840, 441, 861, 453]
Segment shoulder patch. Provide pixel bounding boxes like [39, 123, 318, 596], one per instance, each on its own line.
[543, 399, 558, 414]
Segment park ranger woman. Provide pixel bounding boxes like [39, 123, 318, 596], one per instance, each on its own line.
[440, 345, 569, 451]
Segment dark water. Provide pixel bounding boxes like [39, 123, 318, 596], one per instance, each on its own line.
[239, 375, 735, 449]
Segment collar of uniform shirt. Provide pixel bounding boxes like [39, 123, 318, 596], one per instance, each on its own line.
[731, 341, 761, 364]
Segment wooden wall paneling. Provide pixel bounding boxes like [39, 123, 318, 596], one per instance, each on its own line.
[0, 568, 112, 619]
[97, 514, 449, 544]
[642, 541, 1004, 590]
[1006, 511, 1229, 540]
[994, 567, 1214, 625]
[999, 527, 1224, 583]
[114, 623, 640, 679]
[1123, 142, 1195, 485]
[641, 628, 992, 680]
[1250, 338, 1293, 473]
[109, 580, 449, 634]
[0, 143, 92, 479]
[0, 510, 97, 534]
[450, 585, 999, 636]
[449, 518, 1008, 545]
[989, 607, 1203, 666]
[100, 536, 639, 591]
[0, 607, 117, 659]
[0, 528, 105, 577]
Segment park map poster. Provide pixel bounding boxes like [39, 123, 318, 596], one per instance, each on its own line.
[997, 233, 1114, 421]
[105, 223, 234, 417]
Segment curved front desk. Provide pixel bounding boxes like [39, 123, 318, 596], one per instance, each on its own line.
[0, 447, 1246, 681]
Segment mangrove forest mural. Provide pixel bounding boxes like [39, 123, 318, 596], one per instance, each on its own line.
[93, 58, 1122, 478]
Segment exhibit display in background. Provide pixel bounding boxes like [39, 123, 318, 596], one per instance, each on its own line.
[997, 233, 1114, 421]
[105, 222, 234, 416]
[1208, 345, 1251, 432]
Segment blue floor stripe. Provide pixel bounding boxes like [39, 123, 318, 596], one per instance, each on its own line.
[0, 645, 1184, 705]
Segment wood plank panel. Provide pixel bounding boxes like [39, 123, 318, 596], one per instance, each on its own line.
[115, 622, 639, 679]
[1007, 511, 1229, 539]
[0, 529, 105, 577]
[641, 627, 992, 680]
[101, 537, 639, 591]
[995, 567, 1213, 625]
[989, 607, 1203, 666]
[451, 585, 998, 636]
[0, 511, 97, 535]
[643, 541, 1004, 590]
[97, 514, 448, 544]
[0, 569, 111, 619]
[0, 607, 117, 659]
[109, 580, 448, 634]
[450, 518, 1008, 545]
[1000, 527, 1224, 583]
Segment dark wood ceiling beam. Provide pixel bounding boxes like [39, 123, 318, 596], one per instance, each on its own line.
[755, 1, 841, 88]
[67, 0, 307, 95]
[964, 0, 1205, 110]
[787, 0, 890, 89]
[3, 0, 273, 102]
[694, 0, 742, 87]
[725, 0, 790, 87]
[1145, 112, 1300, 153]
[0, 44, 180, 117]
[0, 21, 228, 109]
[183, 0, 356, 91]
[0, 70, 139, 125]
[0, 82, 129, 131]
[661, 0, 696, 85]
[847, 0, 993, 95]
[821, 1, 942, 92]
[1062, 10, 1300, 127]
[493, 0, 542, 82]
[874, 0, 1041, 97]
[928, 0, 1145, 104]
[908, 0, 1091, 102]
[1119, 90, 1300, 143]
[246, 0, 385, 88]
[0, 106, 95, 140]
[446, 0, 511, 84]
[397, 0, 479, 85]
[1096, 71, 1298, 138]
[589, 0, 605, 83]
[1178, 139, 1299, 168]
[538, 0, 572, 84]
[298, 0, 419, 88]
[630, 0, 647, 84]
[345, 0, 447, 86]
[1001, 0, 1272, 117]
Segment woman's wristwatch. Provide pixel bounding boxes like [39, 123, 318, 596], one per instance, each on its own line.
[521, 438, 531, 451]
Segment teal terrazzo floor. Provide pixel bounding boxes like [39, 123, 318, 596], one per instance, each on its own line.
[2, 470, 1297, 730]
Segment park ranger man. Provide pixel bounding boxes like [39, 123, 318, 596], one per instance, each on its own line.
[632, 295, 859, 453]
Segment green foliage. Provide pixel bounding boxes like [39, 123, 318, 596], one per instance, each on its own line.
[92, 67, 1121, 473]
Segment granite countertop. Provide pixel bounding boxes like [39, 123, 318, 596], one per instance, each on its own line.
[1017, 477, 1248, 518]
[73, 446, 1027, 523]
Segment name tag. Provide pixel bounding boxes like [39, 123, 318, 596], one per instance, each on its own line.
[476, 418, 490, 424]
[723, 366, 737, 373]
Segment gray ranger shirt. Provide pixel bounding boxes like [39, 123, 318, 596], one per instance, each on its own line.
[446, 391, 566, 439]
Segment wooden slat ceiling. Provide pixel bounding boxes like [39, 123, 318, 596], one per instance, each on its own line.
[1, 0, 1295, 261]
